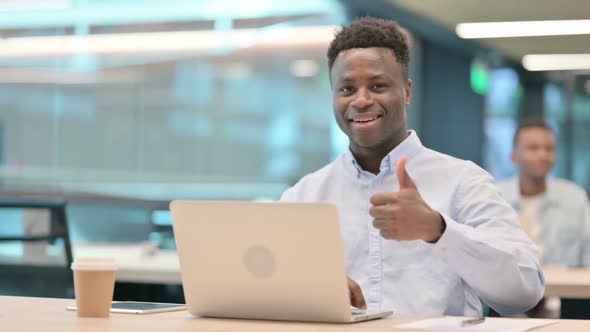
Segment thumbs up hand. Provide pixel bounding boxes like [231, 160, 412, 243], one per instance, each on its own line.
[369, 155, 446, 243]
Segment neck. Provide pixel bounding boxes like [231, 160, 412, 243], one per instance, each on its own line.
[350, 131, 408, 175]
[519, 174, 547, 197]
[351, 149, 385, 175]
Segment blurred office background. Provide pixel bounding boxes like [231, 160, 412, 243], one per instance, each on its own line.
[1, 0, 589, 203]
[0, 0, 589, 303]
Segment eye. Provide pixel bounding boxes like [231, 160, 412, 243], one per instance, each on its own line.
[372, 83, 388, 91]
[338, 86, 355, 95]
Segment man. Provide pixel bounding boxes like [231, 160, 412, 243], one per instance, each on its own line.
[498, 120, 590, 267]
[280, 17, 543, 316]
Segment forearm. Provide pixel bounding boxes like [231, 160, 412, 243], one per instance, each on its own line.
[433, 214, 544, 316]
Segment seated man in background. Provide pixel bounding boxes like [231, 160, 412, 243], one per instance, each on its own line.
[498, 119, 590, 267]
[281, 16, 543, 317]
[498, 119, 590, 318]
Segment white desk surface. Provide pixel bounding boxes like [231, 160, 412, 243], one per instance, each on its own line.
[0, 243, 181, 284]
[90, 246, 590, 299]
[74, 243, 181, 284]
[3, 296, 590, 332]
[7, 243, 590, 298]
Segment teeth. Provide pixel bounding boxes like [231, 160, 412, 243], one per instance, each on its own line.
[353, 116, 379, 122]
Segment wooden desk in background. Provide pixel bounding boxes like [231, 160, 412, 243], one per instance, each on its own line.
[543, 266, 590, 299]
[3, 296, 590, 332]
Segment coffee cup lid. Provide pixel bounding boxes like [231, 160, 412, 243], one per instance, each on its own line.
[71, 257, 117, 271]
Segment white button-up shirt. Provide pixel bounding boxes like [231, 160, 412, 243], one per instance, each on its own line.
[498, 176, 590, 267]
[281, 131, 544, 316]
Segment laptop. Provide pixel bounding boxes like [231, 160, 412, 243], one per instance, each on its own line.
[170, 200, 393, 323]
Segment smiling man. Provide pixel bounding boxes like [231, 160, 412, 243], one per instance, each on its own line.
[280, 17, 544, 316]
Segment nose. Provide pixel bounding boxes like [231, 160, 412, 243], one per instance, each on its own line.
[351, 88, 374, 109]
[540, 148, 554, 162]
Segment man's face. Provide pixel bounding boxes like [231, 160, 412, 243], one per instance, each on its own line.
[330, 47, 411, 155]
[512, 127, 556, 179]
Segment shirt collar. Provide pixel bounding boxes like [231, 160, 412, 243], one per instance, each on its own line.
[508, 176, 558, 207]
[541, 178, 561, 206]
[344, 130, 423, 177]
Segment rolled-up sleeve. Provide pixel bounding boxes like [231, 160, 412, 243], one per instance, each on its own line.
[433, 163, 544, 316]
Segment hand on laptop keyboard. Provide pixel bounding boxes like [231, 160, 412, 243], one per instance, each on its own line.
[351, 309, 367, 315]
[347, 277, 367, 310]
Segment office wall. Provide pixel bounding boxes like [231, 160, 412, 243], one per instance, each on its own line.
[0, 0, 351, 201]
[419, 41, 485, 165]
[0, 123, 3, 167]
[0, 42, 343, 201]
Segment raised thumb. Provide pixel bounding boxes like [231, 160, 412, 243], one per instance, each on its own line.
[396, 155, 416, 190]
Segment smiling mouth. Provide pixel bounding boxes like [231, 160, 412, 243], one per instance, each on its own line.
[349, 114, 383, 124]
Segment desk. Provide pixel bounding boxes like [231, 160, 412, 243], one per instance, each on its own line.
[0, 243, 181, 285]
[75, 244, 181, 284]
[75, 249, 590, 297]
[2, 296, 589, 332]
[7, 246, 590, 295]
[77, 249, 590, 298]
[543, 266, 590, 299]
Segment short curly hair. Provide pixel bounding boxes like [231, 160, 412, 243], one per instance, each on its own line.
[327, 16, 410, 80]
[513, 118, 555, 146]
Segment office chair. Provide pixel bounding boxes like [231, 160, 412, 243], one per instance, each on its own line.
[0, 197, 74, 298]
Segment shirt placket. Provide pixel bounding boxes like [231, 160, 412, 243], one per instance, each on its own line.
[367, 176, 382, 310]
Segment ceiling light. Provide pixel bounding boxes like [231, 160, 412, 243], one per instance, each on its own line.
[0, 68, 139, 84]
[220, 62, 252, 80]
[522, 54, 590, 71]
[0, 0, 70, 12]
[289, 59, 319, 77]
[0, 26, 337, 58]
[456, 20, 590, 39]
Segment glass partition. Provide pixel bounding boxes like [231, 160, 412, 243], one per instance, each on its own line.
[0, 0, 347, 201]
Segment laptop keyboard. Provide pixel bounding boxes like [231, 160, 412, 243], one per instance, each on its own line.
[351, 309, 367, 315]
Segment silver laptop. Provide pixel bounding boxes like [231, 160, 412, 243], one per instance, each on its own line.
[170, 200, 392, 323]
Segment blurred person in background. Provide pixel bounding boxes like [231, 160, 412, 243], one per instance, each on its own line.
[498, 118, 590, 317]
[281, 16, 543, 317]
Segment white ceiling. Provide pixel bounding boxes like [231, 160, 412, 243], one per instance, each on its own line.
[391, 0, 590, 61]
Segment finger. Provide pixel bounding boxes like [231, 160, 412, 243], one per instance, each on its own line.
[396, 155, 417, 190]
[379, 229, 395, 240]
[398, 189, 419, 200]
[369, 205, 391, 219]
[370, 192, 398, 206]
[372, 218, 391, 230]
[347, 277, 367, 309]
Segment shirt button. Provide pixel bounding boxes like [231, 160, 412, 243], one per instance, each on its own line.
[437, 247, 447, 255]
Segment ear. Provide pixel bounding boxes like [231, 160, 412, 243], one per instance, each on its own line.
[510, 149, 516, 163]
[404, 79, 412, 105]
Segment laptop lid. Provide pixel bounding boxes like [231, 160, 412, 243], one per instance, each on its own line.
[170, 200, 353, 322]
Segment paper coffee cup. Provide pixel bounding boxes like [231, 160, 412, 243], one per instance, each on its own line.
[71, 257, 117, 318]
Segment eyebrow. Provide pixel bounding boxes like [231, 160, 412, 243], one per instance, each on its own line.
[338, 73, 389, 82]
[337, 73, 390, 83]
[338, 76, 355, 83]
[367, 73, 389, 80]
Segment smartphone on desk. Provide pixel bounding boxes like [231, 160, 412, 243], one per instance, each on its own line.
[66, 301, 187, 314]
